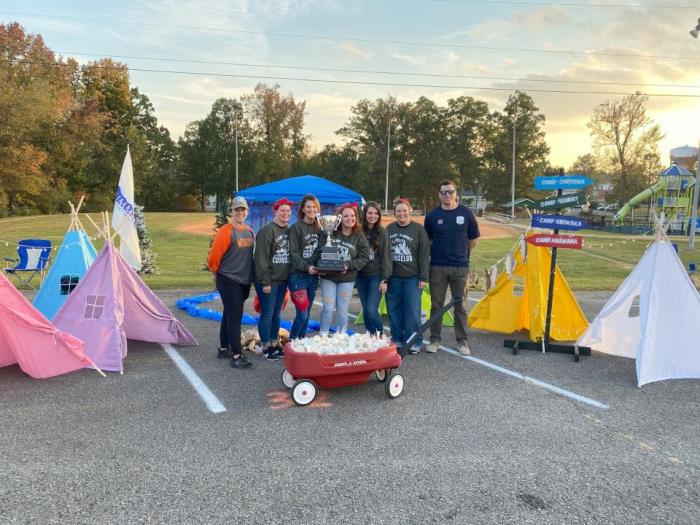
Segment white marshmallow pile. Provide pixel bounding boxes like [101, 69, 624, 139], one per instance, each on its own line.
[290, 333, 391, 354]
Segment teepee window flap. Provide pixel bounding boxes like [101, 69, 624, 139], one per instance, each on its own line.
[59, 274, 80, 296]
[84, 294, 106, 320]
[512, 276, 525, 297]
[628, 295, 640, 318]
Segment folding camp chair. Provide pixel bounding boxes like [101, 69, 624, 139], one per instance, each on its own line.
[4, 239, 52, 288]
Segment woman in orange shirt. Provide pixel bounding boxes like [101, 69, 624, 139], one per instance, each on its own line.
[207, 196, 255, 369]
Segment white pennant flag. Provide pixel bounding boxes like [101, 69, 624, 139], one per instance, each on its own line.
[112, 145, 142, 270]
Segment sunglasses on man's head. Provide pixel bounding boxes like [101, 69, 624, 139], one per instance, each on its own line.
[439, 189, 455, 196]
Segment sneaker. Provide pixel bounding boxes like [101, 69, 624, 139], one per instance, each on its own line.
[263, 348, 279, 361]
[230, 353, 254, 369]
[273, 344, 285, 359]
[458, 341, 472, 355]
[408, 345, 421, 355]
[217, 347, 233, 359]
[425, 341, 440, 354]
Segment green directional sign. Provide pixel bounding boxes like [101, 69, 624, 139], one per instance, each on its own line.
[534, 192, 586, 210]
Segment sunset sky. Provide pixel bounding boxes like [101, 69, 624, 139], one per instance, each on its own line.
[4, 0, 700, 168]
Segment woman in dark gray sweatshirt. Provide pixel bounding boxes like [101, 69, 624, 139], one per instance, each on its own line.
[357, 201, 391, 336]
[312, 203, 369, 335]
[254, 198, 292, 360]
[386, 199, 430, 353]
[288, 194, 321, 340]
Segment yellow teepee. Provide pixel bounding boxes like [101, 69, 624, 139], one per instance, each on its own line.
[468, 239, 588, 342]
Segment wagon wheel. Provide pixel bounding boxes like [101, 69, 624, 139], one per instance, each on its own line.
[385, 373, 404, 399]
[292, 380, 317, 406]
[281, 368, 295, 389]
[375, 369, 387, 382]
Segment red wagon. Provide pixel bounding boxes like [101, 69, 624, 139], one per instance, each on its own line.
[281, 342, 404, 406]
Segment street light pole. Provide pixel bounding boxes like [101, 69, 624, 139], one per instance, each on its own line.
[511, 96, 518, 219]
[690, 140, 700, 249]
[385, 106, 391, 211]
[687, 26, 699, 249]
[234, 117, 239, 193]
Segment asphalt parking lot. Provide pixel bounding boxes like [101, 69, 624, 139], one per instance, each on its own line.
[1, 291, 698, 524]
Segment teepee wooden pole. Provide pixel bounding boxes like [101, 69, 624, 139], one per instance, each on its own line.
[85, 214, 106, 240]
[87, 358, 107, 378]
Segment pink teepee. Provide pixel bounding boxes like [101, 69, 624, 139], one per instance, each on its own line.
[0, 273, 95, 379]
[53, 241, 197, 372]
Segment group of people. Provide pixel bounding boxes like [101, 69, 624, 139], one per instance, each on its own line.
[207, 179, 480, 370]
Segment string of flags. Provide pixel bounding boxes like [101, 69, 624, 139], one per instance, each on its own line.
[1, 235, 102, 252]
[581, 230, 655, 249]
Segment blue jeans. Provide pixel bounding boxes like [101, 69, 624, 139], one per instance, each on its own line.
[319, 279, 355, 334]
[356, 273, 383, 336]
[254, 281, 287, 347]
[288, 272, 319, 339]
[386, 275, 422, 346]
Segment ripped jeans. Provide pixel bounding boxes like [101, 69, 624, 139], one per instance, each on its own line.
[319, 279, 355, 335]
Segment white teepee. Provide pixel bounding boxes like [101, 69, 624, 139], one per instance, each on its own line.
[577, 219, 700, 387]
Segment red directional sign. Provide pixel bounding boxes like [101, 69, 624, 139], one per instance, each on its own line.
[526, 233, 583, 250]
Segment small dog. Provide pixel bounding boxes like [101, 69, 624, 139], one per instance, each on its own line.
[241, 328, 291, 355]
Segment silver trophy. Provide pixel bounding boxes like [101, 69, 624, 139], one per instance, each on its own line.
[316, 215, 346, 272]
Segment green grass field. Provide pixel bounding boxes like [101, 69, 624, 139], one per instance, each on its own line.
[1, 213, 698, 291]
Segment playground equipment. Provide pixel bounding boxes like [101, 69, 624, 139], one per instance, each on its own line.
[614, 164, 697, 232]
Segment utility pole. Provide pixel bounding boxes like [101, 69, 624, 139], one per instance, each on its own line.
[511, 95, 519, 220]
[690, 141, 700, 249]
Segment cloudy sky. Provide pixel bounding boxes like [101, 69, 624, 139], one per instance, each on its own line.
[3, 0, 700, 167]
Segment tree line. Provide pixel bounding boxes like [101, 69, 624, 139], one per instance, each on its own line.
[0, 22, 664, 217]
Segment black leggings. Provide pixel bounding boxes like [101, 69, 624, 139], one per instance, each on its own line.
[216, 274, 250, 355]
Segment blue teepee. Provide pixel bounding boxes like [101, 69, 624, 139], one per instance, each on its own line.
[33, 202, 97, 320]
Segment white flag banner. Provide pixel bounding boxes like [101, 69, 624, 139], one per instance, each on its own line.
[112, 145, 142, 270]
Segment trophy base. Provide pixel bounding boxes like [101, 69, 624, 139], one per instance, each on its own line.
[316, 261, 347, 273]
[316, 245, 346, 273]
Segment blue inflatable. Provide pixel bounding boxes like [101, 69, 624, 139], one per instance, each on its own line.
[176, 291, 353, 334]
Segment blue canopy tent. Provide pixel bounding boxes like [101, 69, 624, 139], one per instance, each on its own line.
[236, 175, 365, 231]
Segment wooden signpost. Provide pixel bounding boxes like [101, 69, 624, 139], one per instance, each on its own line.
[504, 174, 593, 361]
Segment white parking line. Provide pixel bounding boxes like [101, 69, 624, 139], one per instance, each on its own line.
[317, 301, 609, 410]
[162, 344, 227, 414]
[439, 346, 609, 410]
